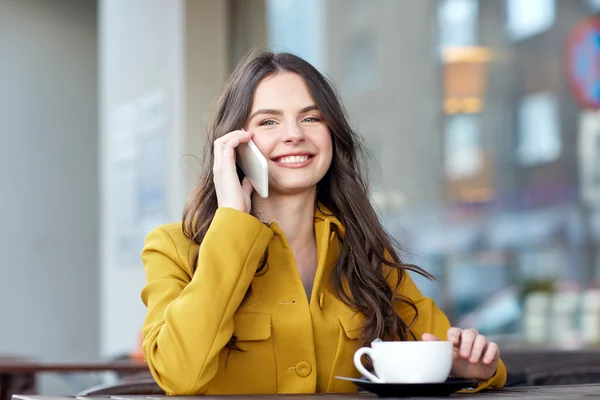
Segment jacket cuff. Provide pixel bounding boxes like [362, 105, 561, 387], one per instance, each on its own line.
[457, 359, 507, 394]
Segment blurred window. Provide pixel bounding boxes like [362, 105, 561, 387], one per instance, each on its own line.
[506, 0, 555, 41]
[438, 0, 479, 48]
[445, 114, 483, 179]
[516, 92, 561, 166]
[265, 0, 325, 70]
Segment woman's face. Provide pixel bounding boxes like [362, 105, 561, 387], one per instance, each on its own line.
[245, 72, 333, 196]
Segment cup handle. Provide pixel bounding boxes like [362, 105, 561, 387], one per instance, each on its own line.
[353, 347, 384, 383]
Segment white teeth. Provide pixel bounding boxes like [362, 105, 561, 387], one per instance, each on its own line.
[278, 155, 309, 163]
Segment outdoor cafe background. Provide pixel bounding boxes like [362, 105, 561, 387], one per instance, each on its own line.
[2, 0, 600, 393]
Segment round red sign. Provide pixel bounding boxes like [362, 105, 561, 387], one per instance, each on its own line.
[566, 17, 600, 110]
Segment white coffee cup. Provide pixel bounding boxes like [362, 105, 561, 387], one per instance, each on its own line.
[353, 341, 453, 384]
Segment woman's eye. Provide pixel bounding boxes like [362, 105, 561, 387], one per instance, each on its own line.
[302, 116, 321, 123]
[259, 119, 277, 126]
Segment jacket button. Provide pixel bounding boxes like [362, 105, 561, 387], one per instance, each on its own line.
[318, 293, 325, 309]
[295, 361, 312, 377]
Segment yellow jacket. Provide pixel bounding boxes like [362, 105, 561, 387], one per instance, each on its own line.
[141, 206, 507, 395]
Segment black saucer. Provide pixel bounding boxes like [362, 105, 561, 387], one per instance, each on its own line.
[334, 376, 480, 397]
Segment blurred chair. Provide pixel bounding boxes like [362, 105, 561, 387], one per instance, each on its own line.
[525, 361, 600, 386]
[0, 355, 37, 400]
[109, 331, 148, 381]
[504, 372, 528, 387]
[77, 377, 163, 396]
[129, 331, 145, 364]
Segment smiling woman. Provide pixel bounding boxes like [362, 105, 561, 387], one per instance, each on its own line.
[139, 51, 507, 396]
[246, 73, 332, 198]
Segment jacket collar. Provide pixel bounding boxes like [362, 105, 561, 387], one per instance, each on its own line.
[314, 202, 345, 239]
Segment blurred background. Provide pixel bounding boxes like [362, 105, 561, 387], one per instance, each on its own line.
[2, 0, 600, 393]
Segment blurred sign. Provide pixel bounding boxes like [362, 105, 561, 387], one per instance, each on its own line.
[566, 17, 600, 110]
[109, 90, 168, 268]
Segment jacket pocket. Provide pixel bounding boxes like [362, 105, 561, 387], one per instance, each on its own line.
[337, 313, 363, 340]
[326, 314, 365, 393]
[207, 312, 277, 394]
[234, 312, 272, 341]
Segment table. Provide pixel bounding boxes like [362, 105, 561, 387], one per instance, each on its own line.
[9, 384, 600, 399]
[0, 360, 149, 400]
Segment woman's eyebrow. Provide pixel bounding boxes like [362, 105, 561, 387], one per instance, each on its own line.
[248, 108, 282, 121]
[248, 105, 319, 121]
[299, 105, 318, 113]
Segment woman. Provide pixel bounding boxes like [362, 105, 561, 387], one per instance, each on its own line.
[140, 51, 507, 395]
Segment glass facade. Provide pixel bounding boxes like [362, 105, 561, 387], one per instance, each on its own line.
[265, 0, 600, 348]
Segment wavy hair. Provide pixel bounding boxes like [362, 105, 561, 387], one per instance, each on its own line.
[182, 51, 433, 348]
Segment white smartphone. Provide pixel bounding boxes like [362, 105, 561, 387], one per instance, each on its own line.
[236, 139, 269, 198]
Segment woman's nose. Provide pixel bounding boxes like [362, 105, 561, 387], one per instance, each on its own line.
[283, 122, 306, 144]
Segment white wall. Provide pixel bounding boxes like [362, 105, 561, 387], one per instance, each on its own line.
[99, 0, 230, 358]
[0, 0, 99, 392]
[0, 0, 99, 360]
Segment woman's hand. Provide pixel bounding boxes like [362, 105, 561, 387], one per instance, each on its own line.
[213, 130, 255, 213]
[422, 328, 499, 381]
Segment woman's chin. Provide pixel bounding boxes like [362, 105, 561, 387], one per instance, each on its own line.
[267, 182, 319, 197]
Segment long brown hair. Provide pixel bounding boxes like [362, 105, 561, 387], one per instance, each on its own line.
[182, 50, 433, 347]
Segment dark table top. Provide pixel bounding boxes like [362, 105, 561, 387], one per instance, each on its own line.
[10, 384, 600, 400]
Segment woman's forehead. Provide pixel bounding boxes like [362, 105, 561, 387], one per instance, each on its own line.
[250, 72, 316, 111]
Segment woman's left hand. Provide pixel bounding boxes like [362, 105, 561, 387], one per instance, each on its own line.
[422, 328, 499, 381]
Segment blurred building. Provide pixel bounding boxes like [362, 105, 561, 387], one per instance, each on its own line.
[267, 0, 600, 342]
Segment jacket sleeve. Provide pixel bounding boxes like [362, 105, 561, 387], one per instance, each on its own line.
[394, 270, 507, 392]
[140, 208, 274, 395]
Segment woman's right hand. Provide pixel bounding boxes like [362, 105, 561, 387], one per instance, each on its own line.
[213, 130, 255, 213]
